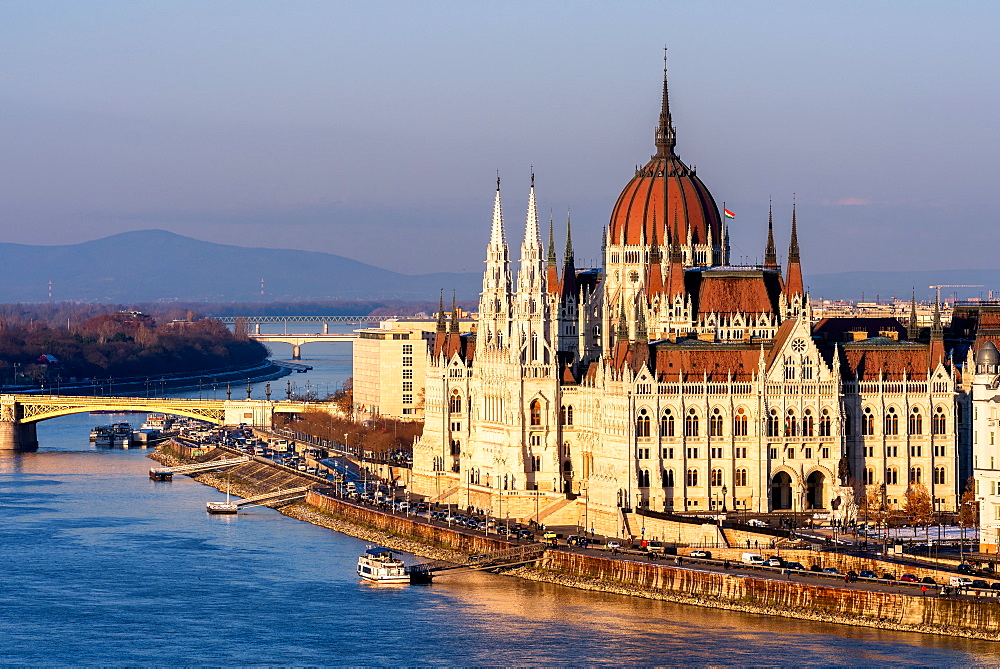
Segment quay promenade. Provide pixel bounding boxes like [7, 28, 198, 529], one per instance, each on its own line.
[154, 441, 1000, 641]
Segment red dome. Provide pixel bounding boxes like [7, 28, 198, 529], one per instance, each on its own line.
[609, 74, 721, 248]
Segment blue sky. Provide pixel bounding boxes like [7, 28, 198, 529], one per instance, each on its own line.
[1, 1, 997, 280]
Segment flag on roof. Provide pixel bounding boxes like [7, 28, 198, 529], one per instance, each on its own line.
[724, 209, 736, 219]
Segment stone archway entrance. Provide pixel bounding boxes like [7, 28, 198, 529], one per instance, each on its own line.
[771, 471, 792, 510]
[806, 471, 825, 510]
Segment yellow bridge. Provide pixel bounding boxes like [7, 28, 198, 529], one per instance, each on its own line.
[0, 394, 316, 451]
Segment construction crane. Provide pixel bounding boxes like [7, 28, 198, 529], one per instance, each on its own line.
[928, 284, 984, 304]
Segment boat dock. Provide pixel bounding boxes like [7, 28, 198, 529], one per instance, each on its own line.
[406, 543, 546, 582]
[149, 455, 251, 481]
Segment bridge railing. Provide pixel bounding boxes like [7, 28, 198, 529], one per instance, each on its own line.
[215, 316, 399, 324]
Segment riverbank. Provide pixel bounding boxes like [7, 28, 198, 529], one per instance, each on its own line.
[149, 444, 1000, 642]
[4, 359, 292, 397]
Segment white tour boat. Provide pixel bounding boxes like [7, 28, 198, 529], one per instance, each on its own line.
[357, 546, 410, 583]
[206, 476, 239, 514]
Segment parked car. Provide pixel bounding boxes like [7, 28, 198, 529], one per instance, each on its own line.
[859, 570, 878, 579]
[921, 576, 937, 585]
[808, 564, 823, 572]
[950, 576, 973, 588]
[900, 574, 919, 582]
[972, 579, 990, 589]
[606, 540, 622, 550]
[746, 519, 768, 527]
[822, 567, 841, 575]
[785, 562, 807, 571]
[883, 573, 897, 581]
[990, 582, 1000, 591]
[690, 550, 712, 559]
[764, 557, 783, 568]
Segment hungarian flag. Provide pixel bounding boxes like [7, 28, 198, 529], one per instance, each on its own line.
[724, 208, 736, 219]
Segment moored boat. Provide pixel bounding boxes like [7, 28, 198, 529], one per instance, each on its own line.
[357, 546, 410, 583]
[206, 501, 239, 514]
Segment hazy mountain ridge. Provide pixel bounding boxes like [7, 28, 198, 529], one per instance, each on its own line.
[0, 230, 993, 303]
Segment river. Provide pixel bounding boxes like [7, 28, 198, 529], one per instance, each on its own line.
[1, 334, 997, 664]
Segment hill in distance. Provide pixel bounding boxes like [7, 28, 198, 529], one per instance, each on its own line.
[0, 229, 994, 304]
[0, 230, 481, 303]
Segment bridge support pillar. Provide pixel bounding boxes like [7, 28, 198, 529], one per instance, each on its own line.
[0, 421, 38, 452]
[255, 323, 261, 335]
[292, 345, 302, 360]
[323, 322, 329, 335]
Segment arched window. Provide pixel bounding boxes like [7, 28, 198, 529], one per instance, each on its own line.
[735, 468, 747, 486]
[802, 357, 814, 380]
[530, 400, 541, 426]
[636, 408, 651, 438]
[450, 439, 460, 455]
[909, 466, 922, 484]
[785, 409, 798, 437]
[663, 469, 675, 487]
[885, 407, 899, 436]
[530, 455, 541, 472]
[863, 467, 874, 485]
[711, 468, 724, 487]
[909, 407, 923, 435]
[686, 468, 699, 487]
[661, 409, 675, 437]
[934, 466, 946, 485]
[886, 467, 898, 485]
[566, 405, 573, 426]
[638, 469, 651, 488]
[733, 407, 748, 437]
[932, 406, 947, 435]
[862, 407, 875, 436]
[710, 408, 724, 437]
[563, 459, 572, 473]
[818, 408, 831, 437]
[766, 409, 780, 437]
[685, 408, 699, 437]
[784, 355, 796, 380]
[802, 409, 814, 437]
[449, 390, 462, 414]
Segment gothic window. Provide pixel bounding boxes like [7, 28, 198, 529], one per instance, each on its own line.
[932, 406, 947, 435]
[686, 468, 699, 487]
[886, 467, 898, 485]
[711, 468, 724, 487]
[566, 405, 573, 425]
[663, 469, 675, 487]
[530, 400, 541, 426]
[803, 409, 814, 437]
[710, 408, 724, 437]
[934, 466, 946, 485]
[909, 466, 922, 484]
[638, 469, 651, 488]
[450, 440, 461, 456]
[864, 467, 874, 485]
[685, 408, 699, 437]
[531, 455, 541, 472]
[661, 409, 675, 437]
[733, 407, 748, 437]
[819, 408, 832, 437]
[784, 355, 796, 380]
[862, 407, 875, 436]
[785, 409, 798, 437]
[733, 468, 746, 486]
[766, 409, 780, 437]
[636, 408, 651, 438]
[885, 407, 899, 436]
[449, 390, 462, 414]
[801, 357, 814, 380]
[909, 407, 923, 435]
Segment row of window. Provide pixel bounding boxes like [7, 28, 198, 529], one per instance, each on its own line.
[860, 465, 947, 485]
[640, 468, 748, 488]
[858, 406, 947, 436]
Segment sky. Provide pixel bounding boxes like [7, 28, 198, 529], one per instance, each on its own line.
[1, 1, 998, 280]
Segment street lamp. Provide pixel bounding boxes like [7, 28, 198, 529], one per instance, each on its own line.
[721, 485, 728, 513]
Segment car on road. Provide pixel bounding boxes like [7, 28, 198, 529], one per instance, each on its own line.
[785, 561, 806, 571]
[900, 574, 919, 582]
[882, 573, 897, 581]
[822, 567, 840, 575]
[690, 550, 712, 559]
[858, 570, 878, 579]
[746, 519, 768, 527]
[606, 540, 622, 550]
[990, 582, 1000, 591]
[567, 535, 588, 548]
[922, 576, 937, 585]
[764, 557, 783, 568]
[972, 579, 990, 589]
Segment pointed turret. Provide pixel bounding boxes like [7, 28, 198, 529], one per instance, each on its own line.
[929, 295, 945, 365]
[784, 202, 804, 296]
[546, 211, 560, 294]
[433, 290, 447, 357]
[666, 209, 686, 298]
[478, 174, 513, 349]
[907, 290, 919, 340]
[561, 210, 577, 299]
[645, 211, 665, 298]
[764, 202, 778, 270]
[616, 295, 629, 342]
[449, 293, 459, 334]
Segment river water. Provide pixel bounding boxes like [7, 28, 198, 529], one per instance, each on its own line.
[1, 333, 998, 664]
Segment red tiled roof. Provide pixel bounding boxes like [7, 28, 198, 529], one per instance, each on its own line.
[696, 273, 778, 316]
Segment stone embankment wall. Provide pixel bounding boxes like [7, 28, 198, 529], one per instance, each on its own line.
[152, 444, 1000, 641]
[531, 551, 1000, 639]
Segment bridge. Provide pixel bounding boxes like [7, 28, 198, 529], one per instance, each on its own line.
[0, 394, 317, 451]
[248, 332, 357, 359]
[234, 485, 311, 508]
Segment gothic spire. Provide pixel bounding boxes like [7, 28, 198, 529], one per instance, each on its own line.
[788, 199, 800, 264]
[490, 173, 506, 247]
[547, 210, 557, 266]
[764, 201, 778, 270]
[654, 47, 676, 157]
[907, 289, 919, 340]
[784, 200, 804, 297]
[449, 292, 459, 334]
[561, 209, 577, 299]
[436, 290, 446, 334]
[564, 208, 574, 263]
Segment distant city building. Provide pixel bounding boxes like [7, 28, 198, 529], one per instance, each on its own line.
[353, 314, 473, 421]
[969, 315, 1000, 555]
[404, 64, 976, 539]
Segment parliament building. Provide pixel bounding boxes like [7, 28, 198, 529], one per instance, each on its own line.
[409, 66, 973, 539]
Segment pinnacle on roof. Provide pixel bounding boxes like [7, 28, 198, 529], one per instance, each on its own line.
[764, 201, 778, 270]
[436, 290, 446, 333]
[784, 200, 804, 297]
[648, 210, 662, 264]
[564, 209, 574, 264]
[489, 173, 506, 248]
[547, 210, 557, 266]
[449, 292, 459, 334]
[907, 289, 918, 340]
[788, 200, 800, 264]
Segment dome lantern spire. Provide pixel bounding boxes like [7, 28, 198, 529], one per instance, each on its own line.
[655, 47, 676, 157]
